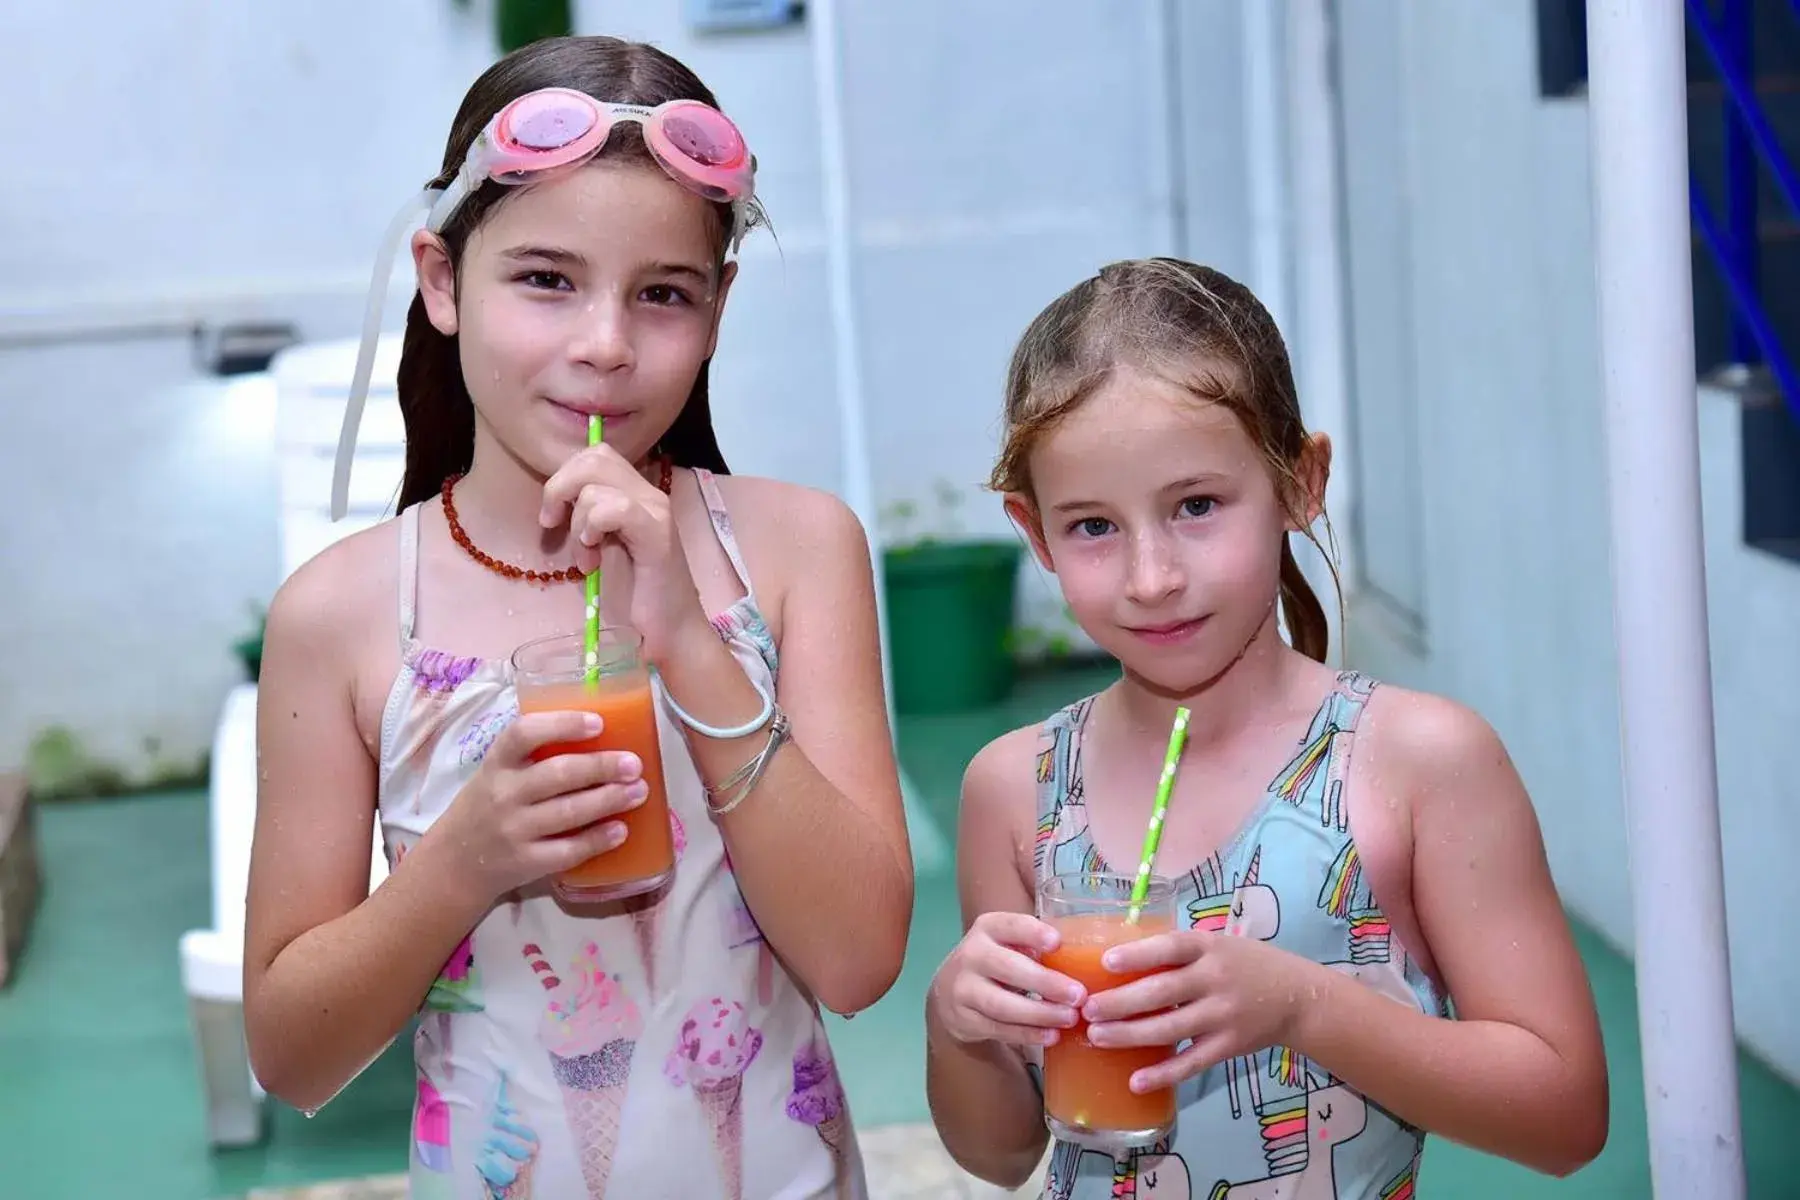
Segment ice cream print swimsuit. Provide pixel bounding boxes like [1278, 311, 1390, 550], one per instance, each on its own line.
[384, 483, 867, 1199]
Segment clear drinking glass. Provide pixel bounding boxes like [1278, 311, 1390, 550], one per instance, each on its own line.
[511, 628, 673, 903]
[1037, 871, 1180, 1152]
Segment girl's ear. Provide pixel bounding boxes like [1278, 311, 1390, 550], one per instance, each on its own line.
[1004, 492, 1055, 573]
[1290, 432, 1333, 529]
[414, 230, 459, 337]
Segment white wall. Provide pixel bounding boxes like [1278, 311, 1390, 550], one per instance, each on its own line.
[0, 2, 1252, 774]
[1336, 0, 1800, 1082]
[0, 0, 498, 777]
[584, 0, 1255, 636]
[1694, 389, 1800, 1088]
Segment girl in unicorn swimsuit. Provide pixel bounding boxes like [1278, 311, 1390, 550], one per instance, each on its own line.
[925, 259, 1609, 1197]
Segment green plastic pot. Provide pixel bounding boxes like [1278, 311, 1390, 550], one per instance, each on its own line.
[496, 0, 573, 53]
[882, 539, 1024, 715]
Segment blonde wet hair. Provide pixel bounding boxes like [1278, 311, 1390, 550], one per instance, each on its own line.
[991, 257, 1340, 662]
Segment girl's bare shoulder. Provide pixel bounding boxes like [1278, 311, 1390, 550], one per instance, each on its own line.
[704, 473, 867, 551]
[263, 516, 406, 741]
[266, 519, 399, 652]
[701, 473, 874, 619]
[1357, 681, 1514, 800]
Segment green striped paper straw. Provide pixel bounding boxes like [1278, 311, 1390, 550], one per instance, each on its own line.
[1128, 705, 1192, 921]
[583, 414, 603, 687]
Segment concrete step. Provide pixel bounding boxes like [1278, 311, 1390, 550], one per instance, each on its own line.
[232, 1121, 1050, 1200]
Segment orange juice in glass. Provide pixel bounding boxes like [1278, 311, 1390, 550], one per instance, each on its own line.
[1038, 871, 1179, 1152]
[511, 628, 674, 904]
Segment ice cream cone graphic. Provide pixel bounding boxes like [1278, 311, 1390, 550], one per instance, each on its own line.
[697, 1074, 745, 1198]
[415, 1075, 452, 1174]
[665, 995, 764, 1200]
[523, 940, 641, 1198]
[423, 932, 483, 1078]
[630, 906, 661, 993]
[475, 1073, 540, 1200]
[486, 1157, 534, 1200]
[785, 1038, 852, 1199]
[722, 841, 776, 1006]
[631, 810, 686, 992]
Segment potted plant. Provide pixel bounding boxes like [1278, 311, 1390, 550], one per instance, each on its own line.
[233, 603, 267, 684]
[495, 0, 573, 52]
[880, 481, 1024, 715]
[1007, 600, 1087, 664]
[449, 0, 575, 54]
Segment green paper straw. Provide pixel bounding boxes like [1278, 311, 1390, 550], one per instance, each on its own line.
[583, 414, 603, 687]
[1128, 705, 1192, 921]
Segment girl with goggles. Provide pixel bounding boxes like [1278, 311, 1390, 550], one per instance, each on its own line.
[247, 36, 908, 1200]
[332, 82, 758, 521]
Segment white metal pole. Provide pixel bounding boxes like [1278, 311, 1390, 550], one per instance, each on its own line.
[1585, 3, 1746, 1194]
[1285, 0, 1355, 663]
[1242, 0, 1291, 337]
[1151, 0, 1189, 257]
[808, 0, 894, 722]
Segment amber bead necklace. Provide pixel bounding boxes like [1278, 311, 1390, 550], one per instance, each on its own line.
[440, 456, 673, 584]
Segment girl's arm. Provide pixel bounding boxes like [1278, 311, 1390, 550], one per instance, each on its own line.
[925, 729, 1053, 1189]
[242, 555, 491, 1112]
[654, 487, 912, 1015]
[1284, 694, 1609, 1176]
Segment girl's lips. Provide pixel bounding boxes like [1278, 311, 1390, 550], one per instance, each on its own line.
[1126, 617, 1207, 645]
[548, 399, 633, 429]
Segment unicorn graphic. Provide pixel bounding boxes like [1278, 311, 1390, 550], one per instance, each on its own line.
[1270, 674, 1374, 835]
[1036, 704, 1101, 879]
[1317, 842, 1429, 1009]
[1188, 847, 1282, 1120]
[1208, 1070, 1368, 1199]
[1044, 1139, 1084, 1200]
[1035, 787, 1100, 878]
[1042, 1138, 1194, 1199]
[1114, 1144, 1193, 1197]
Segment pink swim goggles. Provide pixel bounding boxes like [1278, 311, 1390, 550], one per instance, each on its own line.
[330, 88, 758, 521]
[427, 88, 757, 236]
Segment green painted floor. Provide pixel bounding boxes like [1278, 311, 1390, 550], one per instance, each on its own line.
[2, 659, 1798, 1197]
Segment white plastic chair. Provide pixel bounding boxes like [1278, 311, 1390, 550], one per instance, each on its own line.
[179, 335, 404, 1147]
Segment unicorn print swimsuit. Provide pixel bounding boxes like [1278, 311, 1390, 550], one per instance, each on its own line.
[1034, 673, 1449, 1199]
[381, 470, 866, 1199]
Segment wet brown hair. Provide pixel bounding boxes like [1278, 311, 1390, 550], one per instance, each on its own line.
[990, 257, 1339, 662]
[396, 36, 767, 509]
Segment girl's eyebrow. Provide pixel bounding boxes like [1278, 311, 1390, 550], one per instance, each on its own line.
[1161, 473, 1229, 493]
[500, 246, 711, 284]
[1049, 473, 1231, 513]
[647, 261, 713, 284]
[500, 245, 586, 267]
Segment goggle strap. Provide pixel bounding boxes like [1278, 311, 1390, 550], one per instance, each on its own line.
[331, 187, 438, 523]
[425, 173, 471, 235]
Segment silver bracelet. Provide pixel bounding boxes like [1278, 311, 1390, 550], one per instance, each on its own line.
[705, 707, 791, 816]
[657, 670, 776, 740]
